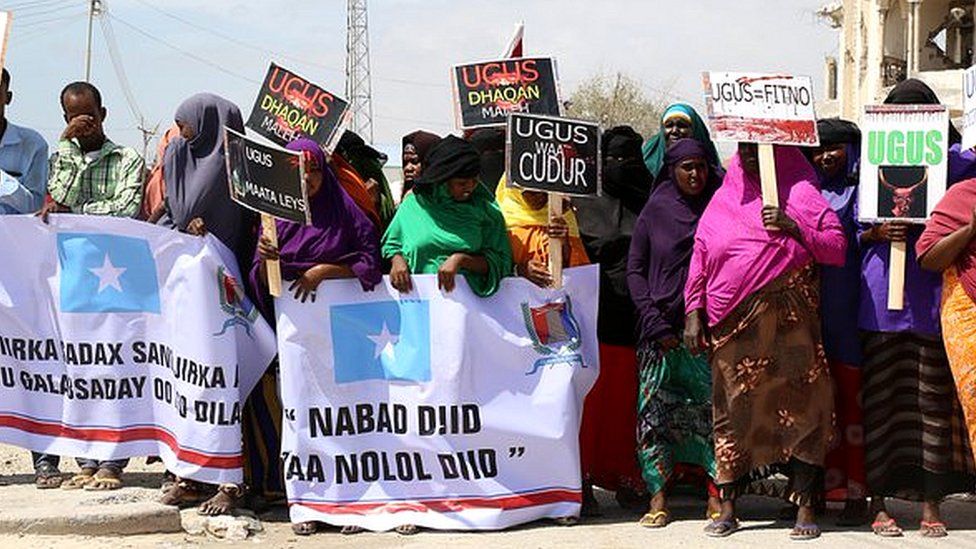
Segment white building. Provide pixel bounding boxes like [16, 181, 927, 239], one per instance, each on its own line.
[819, 0, 974, 119]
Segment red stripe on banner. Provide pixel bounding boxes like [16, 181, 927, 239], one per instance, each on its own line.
[0, 414, 241, 469]
[295, 488, 581, 515]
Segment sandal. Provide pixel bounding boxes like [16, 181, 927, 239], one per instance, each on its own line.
[871, 518, 903, 538]
[340, 525, 364, 535]
[291, 521, 318, 536]
[198, 483, 244, 516]
[61, 469, 97, 490]
[553, 516, 579, 526]
[638, 510, 670, 528]
[704, 518, 739, 538]
[160, 478, 211, 507]
[395, 524, 419, 535]
[790, 522, 821, 541]
[84, 468, 123, 491]
[34, 462, 63, 490]
[919, 520, 948, 538]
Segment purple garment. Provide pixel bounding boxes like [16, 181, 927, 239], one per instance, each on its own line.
[818, 143, 863, 365]
[857, 144, 976, 335]
[627, 139, 718, 344]
[248, 138, 381, 318]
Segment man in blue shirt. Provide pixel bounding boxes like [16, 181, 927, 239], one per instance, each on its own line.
[0, 68, 48, 214]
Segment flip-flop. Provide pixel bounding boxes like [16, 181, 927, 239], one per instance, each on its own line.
[704, 518, 739, 538]
[871, 518, 903, 537]
[919, 520, 948, 538]
[291, 521, 317, 536]
[34, 463, 63, 490]
[61, 473, 95, 490]
[84, 476, 122, 491]
[790, 522, 821, 541]
[638, 510, 670, 528]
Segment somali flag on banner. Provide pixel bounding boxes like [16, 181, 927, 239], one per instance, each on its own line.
[0, 214, 277, 485]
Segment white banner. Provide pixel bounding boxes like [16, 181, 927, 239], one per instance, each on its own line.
[0, 215, 276, 484]
[858, 105, 949, 223]
[277, 265, 600, 531]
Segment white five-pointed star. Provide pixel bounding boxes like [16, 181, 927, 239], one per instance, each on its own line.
[89, 254, 126, 293]
[367, 322, 399, 360]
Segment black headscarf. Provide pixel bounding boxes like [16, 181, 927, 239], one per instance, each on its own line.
[574, 125, 654, 346]
[884, 78, 962, 145]
[413, 135, 481, 191]
[817, 118, 861, 148]
[401, 130, 441, 197]
[467, 128, 506, 189]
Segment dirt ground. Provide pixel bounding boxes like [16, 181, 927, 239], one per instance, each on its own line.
[1, 442, 975, 548]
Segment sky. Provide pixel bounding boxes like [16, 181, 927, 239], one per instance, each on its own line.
[2, 0, 839, 163]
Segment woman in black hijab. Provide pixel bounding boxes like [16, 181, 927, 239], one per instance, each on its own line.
[573, 125, 654, 512]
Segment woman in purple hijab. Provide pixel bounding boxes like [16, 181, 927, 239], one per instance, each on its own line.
[251, 138, 382, 310]
[251, 138, 380, 538]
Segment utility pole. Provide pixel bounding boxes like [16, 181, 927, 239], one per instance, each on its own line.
[346, 0, 373, 142]
[85, 0, 103, 82]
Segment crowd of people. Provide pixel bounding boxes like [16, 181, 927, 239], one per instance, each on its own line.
[4, 65, 976, 540]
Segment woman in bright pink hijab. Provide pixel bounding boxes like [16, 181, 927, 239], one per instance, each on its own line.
[684, 143, 846, 540]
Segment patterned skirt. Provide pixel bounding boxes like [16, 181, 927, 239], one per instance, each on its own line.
[241, 365, 286, 501]
[861, 327, 975, 501]
[942, 268, 976, 470]
[709, 264, 835, 506]
[636, 341, 716, 496]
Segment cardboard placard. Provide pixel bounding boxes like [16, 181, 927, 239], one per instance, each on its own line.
[702, 72, 819, 146]
[0, 12, 11, 73]
[857, 105, 948, 224]
[962, 65, 976, 151]
[452, 57, 561, 129]
[224, 126, 309, 224]
[245, 62, 350, 151]
[505, 113, 600, 197]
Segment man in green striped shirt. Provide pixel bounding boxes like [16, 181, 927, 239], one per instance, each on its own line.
[33, 81, 143, 491]
[42, 81, 144, 219]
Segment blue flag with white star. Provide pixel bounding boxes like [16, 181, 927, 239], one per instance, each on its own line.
[329, 300, 431, 384]
[57, 232, 161, 313]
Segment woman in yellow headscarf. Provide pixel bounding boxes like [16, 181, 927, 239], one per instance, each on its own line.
[495, 176, 590, 285]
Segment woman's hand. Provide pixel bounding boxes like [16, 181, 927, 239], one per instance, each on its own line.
[658, 334, 681, 352]
[185, 217, 207, 236]
[519, 259, 553, 288]
[865, 222, 908, 243]
[438, 253, 463, 292]
[257, 235, 280, 261]
[289, 265, 326, 303]
[547, 216, 569, 239]
[762, 205, 799, 236]
[36, 201, 70, 224]
[683, 309, 709, 355]
[390, 254, 413, 293]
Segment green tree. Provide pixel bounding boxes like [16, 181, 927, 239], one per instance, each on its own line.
[565, 71, 670, 138]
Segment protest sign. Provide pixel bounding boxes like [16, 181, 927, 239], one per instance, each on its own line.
[505, 113, 600, 196]
[452, 57, 561, 129]
[0, 12, 10, 73]
[703, 71, 820, 209]
[0, 215, 277, 484]
[225, 126, 308, 224]
[277, 266, 600, 531]
[858, 104, 949, 310]
[963, 66, 976, 150]
[245, 62, 350, 150]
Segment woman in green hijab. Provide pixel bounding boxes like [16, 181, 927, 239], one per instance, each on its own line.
[382, 135, 513, 298]
[642, 103, 722, 181]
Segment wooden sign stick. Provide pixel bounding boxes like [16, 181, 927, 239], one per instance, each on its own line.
[262, 213, 282, 297]
[548, 192, 564, 289]
[758, 143, 779, 209]
[888, 240, 906, 310]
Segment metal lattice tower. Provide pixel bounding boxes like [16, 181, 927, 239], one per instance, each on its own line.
[346, 0, 373, 142]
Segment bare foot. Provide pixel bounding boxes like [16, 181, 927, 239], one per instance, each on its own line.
[197, 484, 243, 516]
[84, 467, 123, 491]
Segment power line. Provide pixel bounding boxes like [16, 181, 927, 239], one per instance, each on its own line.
[107, 12, 260, 85]
[1, 0, 75, 13]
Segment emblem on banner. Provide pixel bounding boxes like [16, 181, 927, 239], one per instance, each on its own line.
[521, 297, 584, 375]
[213, 266, 260, 338]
